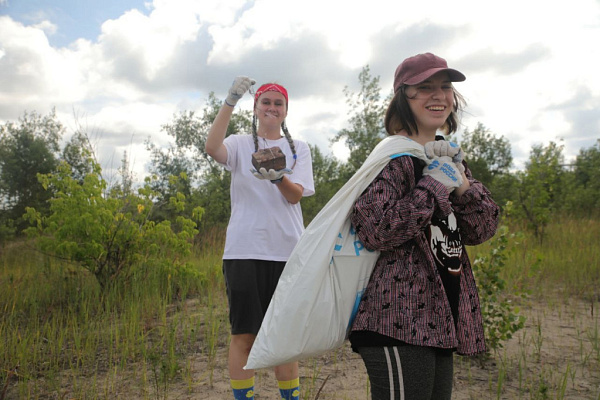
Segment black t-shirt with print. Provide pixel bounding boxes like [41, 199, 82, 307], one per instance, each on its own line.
[413, 154, 462, 325]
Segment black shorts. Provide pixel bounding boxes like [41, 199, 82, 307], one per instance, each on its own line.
[223, 259, 286, 335]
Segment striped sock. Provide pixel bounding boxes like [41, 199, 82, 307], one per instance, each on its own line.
[278, 377, 300, 400]
[231, 376, 255, 400]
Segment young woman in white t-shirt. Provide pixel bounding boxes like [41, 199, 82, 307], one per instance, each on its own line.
[205, 77, 314, 400]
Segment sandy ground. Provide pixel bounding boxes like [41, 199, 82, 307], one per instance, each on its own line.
[189, 295, 600, 399]
[5, 296, 600, 399]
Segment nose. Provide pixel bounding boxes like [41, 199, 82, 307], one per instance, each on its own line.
[431, 86, 446, 99]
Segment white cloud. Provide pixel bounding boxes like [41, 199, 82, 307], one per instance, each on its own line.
[0, 0, 599, 179]
[98, 8, 200, 81]
[0, 17, 85, 113]
[32, 20, 57, 35]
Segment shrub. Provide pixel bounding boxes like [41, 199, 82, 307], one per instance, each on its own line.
[472, 202, 526, 353]
[24, 158, 202, 290]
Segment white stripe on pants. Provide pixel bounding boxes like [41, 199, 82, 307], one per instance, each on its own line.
[383, 347, 405, 400]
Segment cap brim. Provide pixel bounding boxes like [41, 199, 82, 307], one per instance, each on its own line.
[404, 68, 466, 85]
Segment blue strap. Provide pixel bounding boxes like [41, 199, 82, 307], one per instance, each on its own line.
[389, 152, 414, 159]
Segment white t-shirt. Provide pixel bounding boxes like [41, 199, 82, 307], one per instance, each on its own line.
[221, 134, 315, 261]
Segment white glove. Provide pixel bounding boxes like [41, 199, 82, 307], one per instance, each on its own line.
[250, 167, 293, 183]
[424, 140, 462, 160]
[454, 160, 465, 175]
[422, 156, 463, 193]
[424, 140, 465, 174]
[225, 76, 256, 107]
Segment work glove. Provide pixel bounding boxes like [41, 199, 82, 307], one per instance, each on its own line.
[250, 167, 293, 184]
[422, 156, 463, 193]
[424, 140, 465, 174]
[225, 76, 256, 107]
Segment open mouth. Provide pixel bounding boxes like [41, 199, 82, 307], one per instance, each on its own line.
[426, 106, 446, 111]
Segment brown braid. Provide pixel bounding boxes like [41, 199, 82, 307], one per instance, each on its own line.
[281, 120, 297, 160]
[252, 114, 259, 152]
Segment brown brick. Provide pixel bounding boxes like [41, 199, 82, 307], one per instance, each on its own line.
[251, 147, 287, 171]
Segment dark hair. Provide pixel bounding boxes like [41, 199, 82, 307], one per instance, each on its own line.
[384, 85, 466, 136]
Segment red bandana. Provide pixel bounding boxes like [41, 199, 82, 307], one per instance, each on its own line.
[254, 83, 288, 108]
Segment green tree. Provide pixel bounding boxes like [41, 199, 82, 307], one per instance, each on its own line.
[460, 123, 512, 186]
[145, 141, 196, 223]
[300, 144, 345, 225]
[163, 93, 252, 174]
[564, 139, 600, 215]
[116, 150, 135, 196]
[472, 202, 526, 354]
[331, 65, 388, 178]
[487, 172, 519, 212]
[0, 110, 64, 232]
[25, 156, 202, 290]
[195, 166, 232, 230]
[149, 92, 252, 231]
[62, 130, 95, 184]
[458, 123, 514, 208]
[515, 141, 565, 242]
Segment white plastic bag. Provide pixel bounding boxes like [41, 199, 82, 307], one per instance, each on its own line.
[245, 136, 428, 370]
[332, 218, 379, 336]
[246, 218, 378, 369]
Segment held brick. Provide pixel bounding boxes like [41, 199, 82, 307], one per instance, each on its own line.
[251, 147, 287, 171]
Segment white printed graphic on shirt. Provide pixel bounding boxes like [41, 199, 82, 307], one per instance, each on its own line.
[428, 212, 462, 274]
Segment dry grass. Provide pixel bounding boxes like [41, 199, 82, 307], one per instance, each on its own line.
[1, 218, 599, 399]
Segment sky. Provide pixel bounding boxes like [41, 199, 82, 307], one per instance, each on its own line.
[1, 0, 599, 183]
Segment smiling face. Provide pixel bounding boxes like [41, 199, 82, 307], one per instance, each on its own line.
[405, 71, 454, 137]
[254, 91, 288, 129]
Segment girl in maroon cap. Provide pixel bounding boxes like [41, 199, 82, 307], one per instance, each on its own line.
[348, 53, 500, 399]
[205, 77, 314, 400]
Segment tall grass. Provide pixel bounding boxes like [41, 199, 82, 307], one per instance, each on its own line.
[0, 227, 228, 399]
[468, 216, 600, 301]
[461, 216, 600, 399]
[1, 219, 599, 399]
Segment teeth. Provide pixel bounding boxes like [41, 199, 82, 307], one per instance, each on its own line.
[427, 106, 445, 111]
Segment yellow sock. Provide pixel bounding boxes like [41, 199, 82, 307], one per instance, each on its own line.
[231, 376, 255, 399]
[278, 378, 300, 400]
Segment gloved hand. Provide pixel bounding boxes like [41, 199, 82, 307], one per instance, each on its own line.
[422, 156, 463, 193]
[251, 167, 293, 184]
[424, 140, 465, 174]
[225, 76, 256, 107]
[454, 159, 465, 175]
[424, 140, 462, 160]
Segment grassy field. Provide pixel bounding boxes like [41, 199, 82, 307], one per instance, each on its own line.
[1, 218, 599, 399]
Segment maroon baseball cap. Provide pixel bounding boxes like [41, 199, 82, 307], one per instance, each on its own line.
[393, 53, 466, 93]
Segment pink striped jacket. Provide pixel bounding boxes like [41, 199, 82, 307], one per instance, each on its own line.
[350, 156, 500, 356]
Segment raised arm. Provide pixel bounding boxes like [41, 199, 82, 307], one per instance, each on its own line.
[205, 76, 255, 164]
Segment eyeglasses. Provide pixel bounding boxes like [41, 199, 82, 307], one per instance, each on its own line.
[403, 83, 455, 100]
